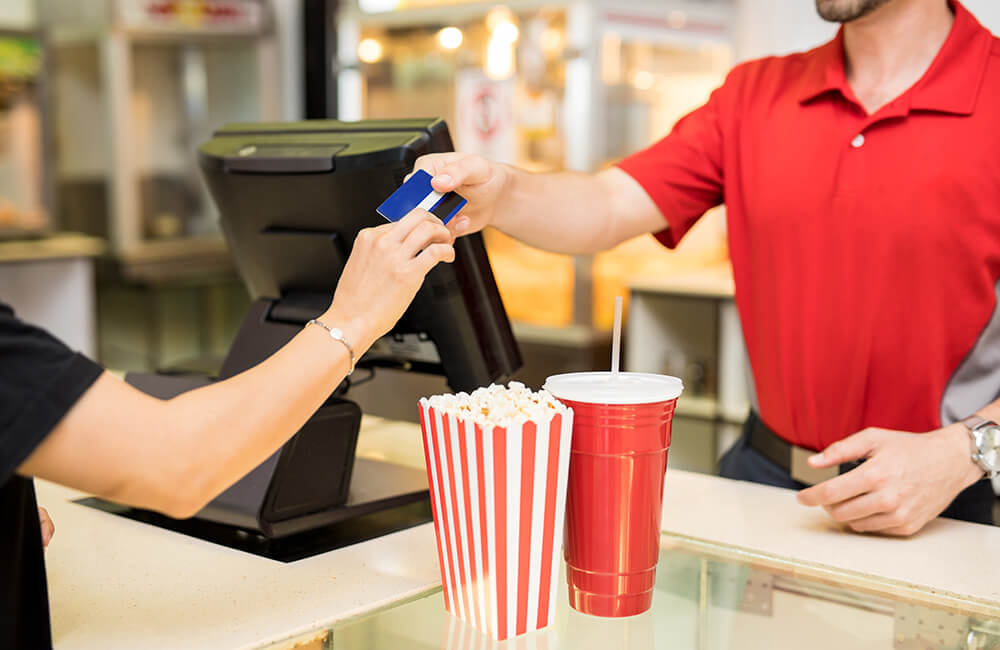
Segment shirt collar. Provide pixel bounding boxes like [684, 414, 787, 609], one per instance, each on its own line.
[798, 0, 993, 116]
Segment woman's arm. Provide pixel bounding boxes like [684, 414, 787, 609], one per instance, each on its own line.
[19, 210, 454, 519]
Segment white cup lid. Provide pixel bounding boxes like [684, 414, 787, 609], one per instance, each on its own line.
[543, 372, 683, 405]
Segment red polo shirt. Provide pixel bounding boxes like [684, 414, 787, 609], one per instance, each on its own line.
[618, 0, 1000, 451]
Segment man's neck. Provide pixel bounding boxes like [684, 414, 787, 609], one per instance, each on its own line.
[842, 0, 954, 114]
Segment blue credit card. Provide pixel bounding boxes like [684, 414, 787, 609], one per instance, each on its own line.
[376, 169, 467, 225]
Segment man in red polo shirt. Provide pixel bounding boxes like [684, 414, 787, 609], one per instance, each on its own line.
[416, 0, 1000, 535]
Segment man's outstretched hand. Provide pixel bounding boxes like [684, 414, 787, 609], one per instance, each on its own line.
[796, 424, 984, 536]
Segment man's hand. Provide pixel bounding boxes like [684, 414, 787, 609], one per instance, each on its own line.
[38, 507, 54, 548]
[796, 424, 984, 536]
[409, 153, 511, 237]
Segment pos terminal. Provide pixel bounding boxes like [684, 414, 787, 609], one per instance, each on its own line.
[94, 119, 521, 560]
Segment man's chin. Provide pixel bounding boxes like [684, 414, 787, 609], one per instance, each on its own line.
[815, 0, 891, 23]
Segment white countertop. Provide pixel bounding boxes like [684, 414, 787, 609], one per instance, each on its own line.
[39, 417, 1000, 649]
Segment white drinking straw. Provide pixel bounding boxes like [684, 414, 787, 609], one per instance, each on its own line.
[611, 296, 623, 378]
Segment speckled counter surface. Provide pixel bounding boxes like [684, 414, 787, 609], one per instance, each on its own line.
[38, 417, 1000, 649]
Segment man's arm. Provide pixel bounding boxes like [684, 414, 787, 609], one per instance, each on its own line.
[796, 398, 1000, 536]
[411, 158, 669, 256]
[18, 210, 455, 519]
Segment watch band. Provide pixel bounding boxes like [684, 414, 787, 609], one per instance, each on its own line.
[307, 319, 356, 376]
[961, 415, 987, 431]
[960, 414, 998, 479]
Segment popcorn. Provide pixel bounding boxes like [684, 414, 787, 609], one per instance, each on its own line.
[421, 381, 570, 429]
[417, 382, 574, 640]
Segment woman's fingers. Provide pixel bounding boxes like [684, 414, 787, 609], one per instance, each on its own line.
[411, 243, 456, 274]
[381, 208, 442, 244]
[399, 214, 453, 259]
[38, 507, 54, 548]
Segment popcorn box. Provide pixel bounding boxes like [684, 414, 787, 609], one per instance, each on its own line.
[418, 384, 573, 641]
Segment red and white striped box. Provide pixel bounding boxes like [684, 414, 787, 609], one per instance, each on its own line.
[418, 392, 573, 641]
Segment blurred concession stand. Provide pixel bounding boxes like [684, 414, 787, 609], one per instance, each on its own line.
[37, 0, 280, 371]
[330, 0, 737, 429]
[0, 17, 105, 357]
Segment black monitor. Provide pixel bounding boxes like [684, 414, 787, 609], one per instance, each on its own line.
[197, 118, 521, 391]
[114, 118, 521, 551]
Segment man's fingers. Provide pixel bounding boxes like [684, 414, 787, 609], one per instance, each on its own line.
[846, 510, 917, 535]
[823, 489, 900, 523]
[808, 428, 883, 468]
[411, 243, 456, 274]
[447, 216, 471, 237]
[407, 152, 467, 184]
[797, 462, 880, 507]
[433, 156, 492, 192]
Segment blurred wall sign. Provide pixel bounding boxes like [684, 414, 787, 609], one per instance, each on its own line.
[117, 0, 264, 33]
[454, 69, 516, 163]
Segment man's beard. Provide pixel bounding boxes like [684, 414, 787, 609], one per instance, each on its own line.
[815, 0, 892, 22]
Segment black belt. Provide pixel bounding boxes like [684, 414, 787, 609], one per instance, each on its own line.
[746, 411, 862, 485]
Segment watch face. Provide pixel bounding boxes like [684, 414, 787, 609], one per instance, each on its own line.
[975, 425, 1000, 470]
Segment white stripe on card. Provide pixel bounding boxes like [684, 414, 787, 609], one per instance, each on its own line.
[526, 423, 548, 631]
[450, 413, 475, 624]
[483, 427, 497, 639]
[548, 412, 574, 624]
[436, 410, 465, 623]
[506, 427, 521, 639]
[417, 188, 445, 212]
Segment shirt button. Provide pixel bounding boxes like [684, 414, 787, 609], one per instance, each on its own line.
[851, 133, 865, 148]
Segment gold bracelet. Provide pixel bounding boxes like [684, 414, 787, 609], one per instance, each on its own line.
[307, 319, 356, 376]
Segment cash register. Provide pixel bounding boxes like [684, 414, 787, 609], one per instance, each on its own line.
[85, 119, 521, 561]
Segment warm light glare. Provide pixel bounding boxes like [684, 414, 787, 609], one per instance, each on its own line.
[358, 0, 399, 13]
[492, 21, 520, 44]
[630, 70, 655, 90]
[358, 38, 383, 63]
[486, 37, 515, 79]
[667, 10, 687, 29]
[540, 26, 563, 54]
[437, 26, 464, 50]
[486, 6, 515, 31]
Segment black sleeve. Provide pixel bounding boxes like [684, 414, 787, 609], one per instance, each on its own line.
[0, 302, 103, 482]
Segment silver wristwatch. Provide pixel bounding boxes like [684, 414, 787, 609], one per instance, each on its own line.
[960, 415, 1000, 479]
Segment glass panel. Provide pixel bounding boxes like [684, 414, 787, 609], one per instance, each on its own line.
[592, 37, 732, 329]
[358, 9, 575, 327]
[130, 39, 260, 242]
[51, 41, 109, 239]
[328, 537, 1000, 650]
[0, 34, 46, 232]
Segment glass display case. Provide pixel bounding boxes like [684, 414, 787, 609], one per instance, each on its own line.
[260, 532, 1000, 650]
[0, 29, 49, 235]
[39, 0, 280, 278]
[337, 0, 733, 330]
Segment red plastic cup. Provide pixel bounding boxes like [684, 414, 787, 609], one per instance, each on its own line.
[543, 372, 683, 618]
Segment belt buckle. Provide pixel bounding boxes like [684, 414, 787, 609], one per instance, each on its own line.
[790, 446, 838, 485]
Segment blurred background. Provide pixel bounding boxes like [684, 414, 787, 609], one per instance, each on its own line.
[2, 0, 998, 475]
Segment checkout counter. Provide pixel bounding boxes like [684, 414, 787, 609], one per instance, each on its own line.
[29, 117, 1000, 648]
[38, 415, 1000, 649]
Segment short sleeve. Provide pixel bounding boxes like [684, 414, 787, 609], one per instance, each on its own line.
[616, 68, 737, 249]
[0, 302, 103, 482]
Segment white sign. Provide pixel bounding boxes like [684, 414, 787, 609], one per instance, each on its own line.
[454, 69, 516, 164]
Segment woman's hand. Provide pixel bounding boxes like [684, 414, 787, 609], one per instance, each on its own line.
[38, 507, 54, 548]
[323, 209, 455, 352]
